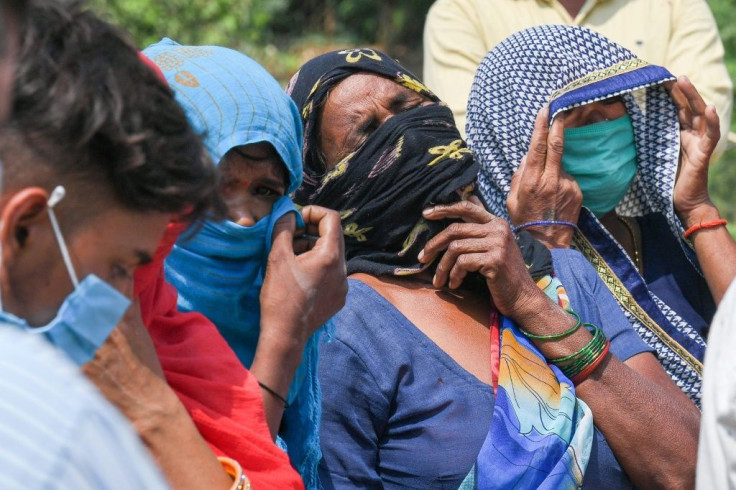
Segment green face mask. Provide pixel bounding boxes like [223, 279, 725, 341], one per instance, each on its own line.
[561, 114, 637, 218]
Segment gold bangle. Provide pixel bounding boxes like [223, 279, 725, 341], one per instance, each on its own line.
[218, 456, 252, 490]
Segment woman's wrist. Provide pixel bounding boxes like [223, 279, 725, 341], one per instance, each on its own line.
[134, 384, 191, 446]
[251, 331, 305, 395]
[523, 226, 575, 249]
[504, 284, 559, 328]
[511, 220, 577, 249]
[678, 201, 720, 230]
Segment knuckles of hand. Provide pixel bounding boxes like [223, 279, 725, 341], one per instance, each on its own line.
[547, 137, 564, 155]
[532, 140, 548, 157]
[456, 200, 478, 214]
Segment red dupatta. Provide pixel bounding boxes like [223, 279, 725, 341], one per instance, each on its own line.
[134, 222, 304, 490]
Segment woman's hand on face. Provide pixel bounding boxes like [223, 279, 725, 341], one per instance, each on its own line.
[668, 75, 722, 228]
[258, 206, 347, 354]
[82, 300, 177, 437]
[508, 106, 582, 248]
[253, 206, 347, 439]
[419, 197, 547, 319]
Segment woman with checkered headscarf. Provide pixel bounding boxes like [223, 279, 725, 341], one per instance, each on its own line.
[468, 25, 736, 408]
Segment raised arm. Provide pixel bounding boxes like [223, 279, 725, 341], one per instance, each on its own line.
[83, 302, 235, 490]
[506, 107, 582, 249]
[420, 200, 700, 488]
[250, 205, 347, 437]
[670, 76, 736, 303]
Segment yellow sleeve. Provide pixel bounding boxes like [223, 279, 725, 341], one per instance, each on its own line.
[423, 0, 488, 138]
[668, 0, 733, 159]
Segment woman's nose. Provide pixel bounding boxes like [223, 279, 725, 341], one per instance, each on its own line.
[236, 212, 256, 227]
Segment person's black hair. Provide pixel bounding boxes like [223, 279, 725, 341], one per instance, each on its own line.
[0, 0, 223, 229]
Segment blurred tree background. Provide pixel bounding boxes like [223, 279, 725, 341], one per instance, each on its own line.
[91, 0, 735, 228]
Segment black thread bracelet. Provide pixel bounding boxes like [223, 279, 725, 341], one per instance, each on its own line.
[258, 381, 290, 408]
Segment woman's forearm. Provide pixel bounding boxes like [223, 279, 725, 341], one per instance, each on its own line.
[576, 355, 699, 489]
[137, 387, 233, 489]
[250, 331, 305, 439]
[683, 203, 736, 304]
[517, 298, 699, 489]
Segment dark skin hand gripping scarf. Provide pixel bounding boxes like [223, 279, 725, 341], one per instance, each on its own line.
[287, 48, 480, 276]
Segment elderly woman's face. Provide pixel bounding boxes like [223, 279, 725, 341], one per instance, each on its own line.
[562, 97, 627, 128]
[319, 73, 432, 170]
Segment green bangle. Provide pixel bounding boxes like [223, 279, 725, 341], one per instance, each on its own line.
[519, 311, 582, 340]
[550, 324, 608, 379]
[560, 337, 607, 379]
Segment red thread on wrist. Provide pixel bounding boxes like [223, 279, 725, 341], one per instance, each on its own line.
[571, 340, 610, 386]
[683, 219, 728, 239]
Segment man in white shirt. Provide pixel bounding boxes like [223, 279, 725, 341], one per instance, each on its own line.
[423, 0, 733, 158]
[698, 278, 736, 489]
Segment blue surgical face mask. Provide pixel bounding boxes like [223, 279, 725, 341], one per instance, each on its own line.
[0, 186, 131, 365]
[561, 114, 638, 218]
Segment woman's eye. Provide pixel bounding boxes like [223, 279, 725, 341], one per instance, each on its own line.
[358, 118, 378, 136]
[255, 186, 280, 197]
[401, 99, 422, 112]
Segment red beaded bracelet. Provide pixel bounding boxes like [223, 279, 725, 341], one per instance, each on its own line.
[683, 219, 728, 239]
[570, 340, 610, 386]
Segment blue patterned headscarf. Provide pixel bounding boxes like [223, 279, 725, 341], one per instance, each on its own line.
[143, 38, 328, 487]
[467, 25, 706, 405]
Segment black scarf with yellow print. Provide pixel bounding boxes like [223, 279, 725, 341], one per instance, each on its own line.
[287, 48, 478, 276]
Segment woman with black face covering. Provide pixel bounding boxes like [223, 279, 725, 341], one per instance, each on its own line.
[288, 49, 699, 489]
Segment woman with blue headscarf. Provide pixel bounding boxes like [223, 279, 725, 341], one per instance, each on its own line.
[467, 25, 736, 408]
[142, 39, 342, 488]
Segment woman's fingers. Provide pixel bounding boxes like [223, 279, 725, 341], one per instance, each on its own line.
[447, 254, 487, 290]
[467, 194, 484, 207]
[704, 104, 721, 145]
[432, 238, 495, 288]
[668, 76, 713, 134]
[419, 222, 490, 264]
[667, 79, 694, 127]
[678, 76, 708, 116]
[525, 106, 551, 180]
[545, 113, 566, 182]
[422, 199, 492, 224]
[292, 236, 318, 254]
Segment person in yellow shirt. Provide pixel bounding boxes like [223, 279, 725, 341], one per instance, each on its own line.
[423, 0, 733, 157]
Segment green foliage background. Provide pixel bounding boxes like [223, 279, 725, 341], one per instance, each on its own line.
[91, 0, 735, 226]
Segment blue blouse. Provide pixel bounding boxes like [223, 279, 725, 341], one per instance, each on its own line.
[318, 249, 652, 489]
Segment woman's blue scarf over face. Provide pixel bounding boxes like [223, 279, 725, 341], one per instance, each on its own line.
[143, 38, 329, 487]
[466, 25, 706, 405]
